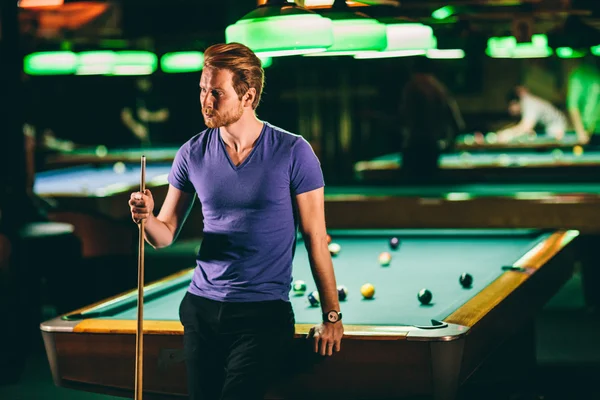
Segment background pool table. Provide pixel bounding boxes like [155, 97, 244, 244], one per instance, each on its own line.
[354, 148, 600, 183]
[454, 131, 589, 151]
[41, 229, 578, 400]
[43, 146, 179, 170]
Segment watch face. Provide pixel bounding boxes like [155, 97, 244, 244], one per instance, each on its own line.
[327, 311, 339, 323]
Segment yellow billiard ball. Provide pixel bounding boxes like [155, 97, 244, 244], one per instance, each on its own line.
[573, 145, 584, 157]
[360, 283, 375, 299]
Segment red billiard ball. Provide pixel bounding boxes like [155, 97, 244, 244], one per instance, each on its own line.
[326, 234, 332, 244]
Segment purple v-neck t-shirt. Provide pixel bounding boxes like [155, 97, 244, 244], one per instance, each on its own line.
[168, 122, 324, 302]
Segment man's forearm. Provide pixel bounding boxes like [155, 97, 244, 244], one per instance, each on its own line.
[305, 235, 340, 313]
[142, 214, 175, 248]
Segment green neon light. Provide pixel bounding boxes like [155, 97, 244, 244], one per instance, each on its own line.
[432, 6, 455, 20]
[556, 47, 586, 59]
[111, 51, 158, 75]
[161, 51, 204, 73]
[225, 4, 333, 57]
[24, 51, 76, 75]
[426, 49, 465, 59]
[486, 34, 552, 59]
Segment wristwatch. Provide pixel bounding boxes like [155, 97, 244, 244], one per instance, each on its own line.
[323, 310, 342, 323]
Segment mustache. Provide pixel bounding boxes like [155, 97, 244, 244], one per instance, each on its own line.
[203, 107, 218, 116]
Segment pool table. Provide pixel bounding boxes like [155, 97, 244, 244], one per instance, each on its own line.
[34, 164, 600, 231]
[43, 146, 179, 170]
[354, 147, 600, 183]
[33, 165, 600, 257]
[454, 131, 589, 151]
[41, 229, 578, 400]
[34, 162, 172, 219]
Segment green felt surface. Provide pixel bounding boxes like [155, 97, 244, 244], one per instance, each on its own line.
[76, 229, 549, 328]
[371, 150, 600, 168]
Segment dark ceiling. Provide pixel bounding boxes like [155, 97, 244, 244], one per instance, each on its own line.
[18, 0, 600, 49]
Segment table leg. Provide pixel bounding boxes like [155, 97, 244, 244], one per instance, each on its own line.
[578, 234, 600, 310]
[431, 338, 465, 400]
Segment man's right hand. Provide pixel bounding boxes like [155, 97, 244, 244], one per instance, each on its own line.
[129, 189, 154, 223]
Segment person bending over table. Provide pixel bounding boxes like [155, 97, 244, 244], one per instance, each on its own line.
[128, 43, 343, 400]
[400, 59, 465, 183]
[567, 55, 600, 146]
[498, 86, 568, 143]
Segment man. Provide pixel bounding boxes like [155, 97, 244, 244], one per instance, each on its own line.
[121, 77, 170, 146]
[400, 59, 465, 183]
[567, 56, 600, 145]
[498, 86, 568, 142]
[128, 43, 343, 400]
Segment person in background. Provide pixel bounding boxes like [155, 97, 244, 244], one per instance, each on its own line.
[567, 55, 600, 145]
[497, 86, 568, 143]
[121, 77, 170, 146]
[400, 57, 465, 183]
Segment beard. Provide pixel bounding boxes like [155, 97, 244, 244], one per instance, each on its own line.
[203, 103, 244, 129]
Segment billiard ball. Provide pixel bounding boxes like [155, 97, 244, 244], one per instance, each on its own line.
[326, 234, 332, 244]
[459, 273, 473, 288]
[573, 145, 584, 157]
[552, 149, 563, 161]
[418, 289, 432, 305]
[328, 242, 341, 257]
[360, 283, 375, 299]
[378, 252, 392, 266]
[95, 145, 108, 157]
[497, 154, 511, 166]
[474, 131, 484, 144]
[292, 280, 307, 296]
[113, 161, 126, 174]
[389, 237, 400, 250]
[337, 285, 348, 301]
[307, 291, 320, 307]
[486, 131, 497, 143]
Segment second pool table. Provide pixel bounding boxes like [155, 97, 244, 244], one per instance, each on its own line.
[354, 148, 600, 183]
[43, 145, 179, 170]
[41, 228, 578, 400]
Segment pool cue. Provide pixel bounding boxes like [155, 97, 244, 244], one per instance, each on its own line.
[135, 155, 146, 400]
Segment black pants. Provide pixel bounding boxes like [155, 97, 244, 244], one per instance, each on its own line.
[179, 292, 295, 400]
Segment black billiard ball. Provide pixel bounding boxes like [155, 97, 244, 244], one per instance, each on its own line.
[389, 237, 400, 250]
[459, 273, 473, 288]
[337, 285, 348, 301]
[418, 289, 432, 305]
